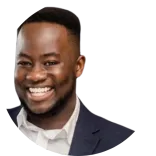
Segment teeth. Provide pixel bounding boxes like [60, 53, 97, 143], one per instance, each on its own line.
[29, 87, 51, 93]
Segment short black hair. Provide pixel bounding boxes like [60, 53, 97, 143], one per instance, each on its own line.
[17, 7, 81, 40]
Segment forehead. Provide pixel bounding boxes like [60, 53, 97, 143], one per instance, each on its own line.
[20, 22, 68, 39]
[16, 22, 70, 55]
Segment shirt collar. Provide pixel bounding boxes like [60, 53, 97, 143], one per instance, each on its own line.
[17, 96, 80, 145]
[17, 107, 27, 128]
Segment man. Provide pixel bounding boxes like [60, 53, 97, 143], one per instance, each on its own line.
[7, 7, 134, 155]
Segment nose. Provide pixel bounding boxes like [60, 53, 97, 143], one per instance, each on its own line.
[26, 66, 47, 82]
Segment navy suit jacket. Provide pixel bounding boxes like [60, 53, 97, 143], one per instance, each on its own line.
[7, 101, 134, 155]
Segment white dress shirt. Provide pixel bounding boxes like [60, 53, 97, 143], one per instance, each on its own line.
[17, 96, 80, 155]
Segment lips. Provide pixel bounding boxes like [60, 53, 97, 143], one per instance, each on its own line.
[26, 86, 55, 102]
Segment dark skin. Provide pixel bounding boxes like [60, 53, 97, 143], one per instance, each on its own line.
[15, 22, 85, 130]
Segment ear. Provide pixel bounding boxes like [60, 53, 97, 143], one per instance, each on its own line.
[76, 54, 86, 78]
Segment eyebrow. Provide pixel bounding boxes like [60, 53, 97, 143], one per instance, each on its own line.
[17, 52, 60, 59]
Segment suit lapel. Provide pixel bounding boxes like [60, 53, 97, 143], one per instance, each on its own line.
[69, 101, 100, 155]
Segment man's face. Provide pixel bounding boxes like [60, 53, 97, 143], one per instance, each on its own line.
[15, 22, 82, 115]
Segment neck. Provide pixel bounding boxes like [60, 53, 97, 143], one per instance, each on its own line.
[27, 93, 77, 130]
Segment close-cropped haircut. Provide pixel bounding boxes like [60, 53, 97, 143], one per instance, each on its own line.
[17, 7, 81, 41]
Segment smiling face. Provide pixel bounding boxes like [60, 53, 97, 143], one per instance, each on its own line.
[15, 22, 85, 116]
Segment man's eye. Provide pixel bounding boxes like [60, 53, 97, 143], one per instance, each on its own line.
[44, 61, 58, 66]
[17, 61, 32, 66]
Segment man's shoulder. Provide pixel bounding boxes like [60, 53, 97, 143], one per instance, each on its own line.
[7, 106, 22, 126]
[79, 101, 134, 138]
[83, 104, 134, 132]
[90, 112, 134, 150]
[75, 102, 134, 153]
[93, 113, 134, 132]
[7, 105, 22, 115]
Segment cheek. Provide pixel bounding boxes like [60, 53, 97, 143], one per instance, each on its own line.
[14, 68, 26, 84]
[14, 70, 26, 98]
[50, 67, 63, 76]
[56, 72, 75, 93]
[48, 62, 70, 77]
[48, 67, 74, 89]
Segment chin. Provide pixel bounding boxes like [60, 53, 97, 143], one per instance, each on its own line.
[28, 102, 55, 115]
[29, 107, 50, 114]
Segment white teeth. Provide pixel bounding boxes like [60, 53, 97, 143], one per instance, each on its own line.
[29, 87, 51, 93]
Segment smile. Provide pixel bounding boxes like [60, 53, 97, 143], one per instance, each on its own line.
[27, 87, 55, 101]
